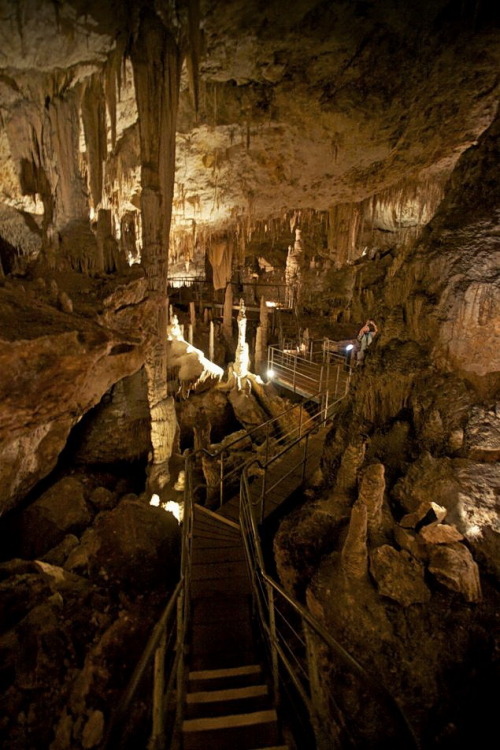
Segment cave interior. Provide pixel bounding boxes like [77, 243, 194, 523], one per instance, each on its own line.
[0, 1, 499, 749]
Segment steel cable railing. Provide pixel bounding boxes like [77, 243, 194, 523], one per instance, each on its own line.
[239, 468, 420, 750]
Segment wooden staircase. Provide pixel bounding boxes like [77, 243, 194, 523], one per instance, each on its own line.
[181, 505, 289, 750]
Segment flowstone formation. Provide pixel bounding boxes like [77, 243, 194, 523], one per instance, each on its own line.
[273, 113, 500, 746]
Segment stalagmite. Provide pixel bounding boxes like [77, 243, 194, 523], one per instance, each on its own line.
[285, 228, 303, 309]
[189, 301, 196, 332]
[358, 463, 388, 546]
[341, 498, 368, 580]
[209, 320, 215, 361]
[255, 325, 262, 375]
[131, 10, 182, 492]
[254, 294, 268, 375]
[223, 282, 233, 344]
[233, 298, 249, 386]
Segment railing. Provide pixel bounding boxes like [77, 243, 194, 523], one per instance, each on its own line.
[243, 389, 344, 522]
[268, 344, 351, 400]
[103, 469, 195, 750]
[240, 469, 420, 750]
[185, 385, 340, 510]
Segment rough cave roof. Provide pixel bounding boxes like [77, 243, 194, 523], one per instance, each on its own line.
[0, 0, 499, 232]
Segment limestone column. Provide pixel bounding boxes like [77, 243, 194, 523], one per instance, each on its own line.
[131, 11, 182, 493]
[223, 282, 233, 344]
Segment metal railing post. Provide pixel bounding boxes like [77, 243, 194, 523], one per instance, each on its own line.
[293, 354, 297, 392]
[298, 402, 303, 438]
[260, 466, 267, 524]
[265, 420, 271, 465]
[267, 581, 280, 704]
[302, 432, 309, 484]
[219, 452, 225, 509]
[150, 631, 166, 750]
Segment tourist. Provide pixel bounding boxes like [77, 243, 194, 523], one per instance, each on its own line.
[356, 319, 378, 363]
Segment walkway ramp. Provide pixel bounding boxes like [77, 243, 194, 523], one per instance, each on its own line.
[182, 504, 289, 750]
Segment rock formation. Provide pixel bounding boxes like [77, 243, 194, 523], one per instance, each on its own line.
[0, 1, 499, 748]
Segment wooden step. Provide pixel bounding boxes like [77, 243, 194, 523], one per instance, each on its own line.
[190, 618, 254, 657]
[185, 684, 269, 718]
[188, 664, 262, 692]
[190, 648, 257, 671]
[191, 560, 247, 581]
[191, 546, 246, 564]
[191, 573, 251, 597]
[182, 708, 279, 750]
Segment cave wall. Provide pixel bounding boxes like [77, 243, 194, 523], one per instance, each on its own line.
[274, 110, 500, 746]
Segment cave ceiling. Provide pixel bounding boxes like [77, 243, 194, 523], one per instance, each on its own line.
[0, 0, 498, 241]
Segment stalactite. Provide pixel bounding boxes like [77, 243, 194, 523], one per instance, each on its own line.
[81, 73, 107, 211]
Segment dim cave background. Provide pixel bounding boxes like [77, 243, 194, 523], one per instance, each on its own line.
[0, 1, 499, 749]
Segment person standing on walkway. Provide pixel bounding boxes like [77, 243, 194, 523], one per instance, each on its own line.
[356, 319, 378, 364]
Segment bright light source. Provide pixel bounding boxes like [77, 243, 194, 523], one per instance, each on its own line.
[150, 493, 160, 507]
[265, 301, 278, 308]
[346, 344, 354, 351]
[164, 500, 183, 524]
[267, 369, 275, 379]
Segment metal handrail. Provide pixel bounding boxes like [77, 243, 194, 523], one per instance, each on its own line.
[103, 466, 195, 750]
[185, 385, 337, 509]
[239, 469, 420, 750]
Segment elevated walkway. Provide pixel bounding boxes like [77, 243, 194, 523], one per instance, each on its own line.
[267, 341, 351, 402]
[105, 371, 418, 750]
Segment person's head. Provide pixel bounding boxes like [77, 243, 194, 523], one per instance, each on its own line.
[368, 322, 376, 332]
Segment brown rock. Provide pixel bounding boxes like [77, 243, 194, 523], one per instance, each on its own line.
[341, 499, 368, 580]
[19, 477, 92, 559]
[464, 405, 500, 461]
[40, 534, 80, 566]
[369, 545, 430, 606]
[89, 486, 116, 511]
[84, 499, 180, 590]
[359, 462, 387, 545]
[419, 523, 464, 544]
[394, 525, 428, 561]
[82, 710, 104, 749]
[428, 543, 482, 602]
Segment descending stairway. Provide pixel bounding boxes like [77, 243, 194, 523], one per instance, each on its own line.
[181, 504, 289, 750]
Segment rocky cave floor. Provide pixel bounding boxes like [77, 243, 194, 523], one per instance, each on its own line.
[1, 262, 500, 749]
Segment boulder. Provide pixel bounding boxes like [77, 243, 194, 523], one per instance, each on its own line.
[394, 525, 428, 561]
[428, 543, 482, 602]
[74, 500, 180, 590]
[19, 477, 92, 559]
[419, 524, 464, 544]
[40, 534, 80, 566]
[400, 500, 447, 529]
[369, 545, 431, 606]
[89, 486, 116, 512]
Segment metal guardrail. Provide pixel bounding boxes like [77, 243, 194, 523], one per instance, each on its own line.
[240, 468, 420, 750]
[268, 344, 351, 400]
[185, 384, 341, 510]
[105, 355, 354, 749]
[103, 468, 195, 750]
